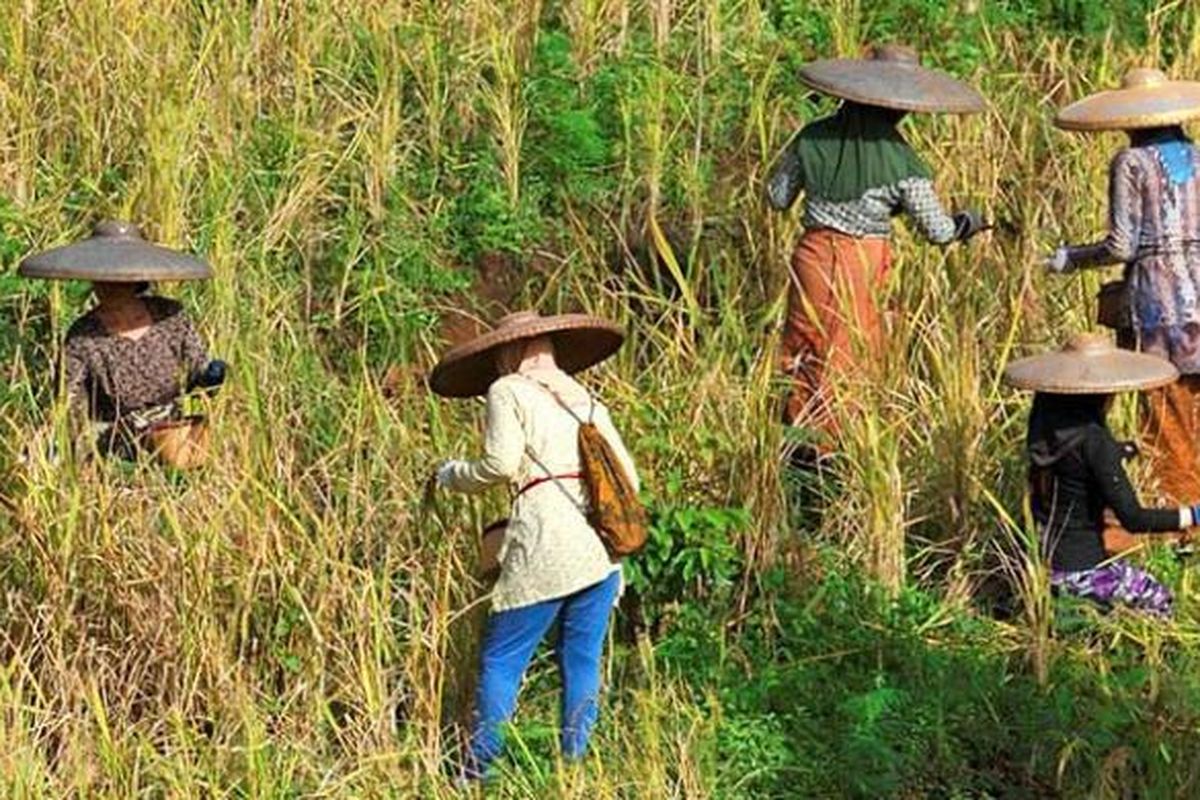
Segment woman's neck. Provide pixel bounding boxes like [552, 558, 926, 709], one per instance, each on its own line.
[95, 295, 153, 339]
[1129, 125, 1188, 148]
[516, 352, 559, 374]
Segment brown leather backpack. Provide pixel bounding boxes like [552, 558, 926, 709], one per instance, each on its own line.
[529, 379, 647, 557]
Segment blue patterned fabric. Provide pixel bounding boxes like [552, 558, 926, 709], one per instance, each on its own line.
[1152, 140, 1195, 186]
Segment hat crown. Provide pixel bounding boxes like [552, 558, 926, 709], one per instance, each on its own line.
[1122, 68, 1168, 90]
[1064, 332, 1112, 356]
[495, 310, 542, 330]
[870, 43, 919, 65]
[93, 220, 143, 240]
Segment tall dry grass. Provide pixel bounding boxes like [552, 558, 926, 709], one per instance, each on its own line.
[0, 0, 1199, 795]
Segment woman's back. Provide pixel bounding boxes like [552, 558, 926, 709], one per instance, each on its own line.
[1031, 422, 1112, 572]
[1029, 396, 1180, 572]
[493, 370, 637, 491]
[1115, 141, 1200, 258]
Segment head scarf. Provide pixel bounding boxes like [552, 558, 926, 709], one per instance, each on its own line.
[1129, 125, 1195, 186]
[794, 102, 933, 203]
[1026, 392, 1109, 468]
[1026, 392, 1110, 526]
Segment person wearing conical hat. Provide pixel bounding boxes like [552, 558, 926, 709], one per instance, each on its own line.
[429, 310, 638, 781]
[1004, 333, 1195, 616]
[767, 43, 988, 455]
[1047, 68, 1200, 507]
[20, 220, 225, 460]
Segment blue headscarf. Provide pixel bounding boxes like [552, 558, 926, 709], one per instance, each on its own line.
[1131, 126, 1195, 186]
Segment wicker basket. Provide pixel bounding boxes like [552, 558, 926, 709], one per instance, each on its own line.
[144, 415, 210, 469]
[480, 519, 507, 583]
[1097, 279, 1131, 332]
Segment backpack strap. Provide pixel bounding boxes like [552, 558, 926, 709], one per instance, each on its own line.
[504, 375, 594, 514]
[520, 374, 596, 424]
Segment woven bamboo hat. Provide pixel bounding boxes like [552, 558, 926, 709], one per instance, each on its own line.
[1003, 332, 1178, 394]
[19, 220, 212, 282]
[1055, 68, 1200, 132]
[798, 43, 986, 114]
[429, 310, 625, 398]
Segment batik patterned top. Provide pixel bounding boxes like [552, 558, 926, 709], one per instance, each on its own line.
[1064, 136, 1200, 372]
[64, 296, 208, 423]
[441, 368, 639, 613]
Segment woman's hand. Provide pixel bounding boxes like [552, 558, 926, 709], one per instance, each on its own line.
[952, 209, 988, 241]
[435, 460, 464, 488]
[1044, 246, 1070, 274]
[187, 359, 227, 393]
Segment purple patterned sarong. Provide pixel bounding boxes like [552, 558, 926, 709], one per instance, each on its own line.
[1051, 560, 1173, 617]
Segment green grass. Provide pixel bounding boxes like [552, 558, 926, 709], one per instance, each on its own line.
[3, 0, 1200, 796]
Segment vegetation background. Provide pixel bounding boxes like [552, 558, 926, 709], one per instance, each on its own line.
[2, 0, 1200, 796]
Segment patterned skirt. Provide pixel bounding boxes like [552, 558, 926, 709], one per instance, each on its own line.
[1051, 560, 1172, 617]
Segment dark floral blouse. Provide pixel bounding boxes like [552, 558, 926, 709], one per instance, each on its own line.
[63, 296, 208, 423]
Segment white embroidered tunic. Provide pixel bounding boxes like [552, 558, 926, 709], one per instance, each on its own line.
[442, 368, 639, 612]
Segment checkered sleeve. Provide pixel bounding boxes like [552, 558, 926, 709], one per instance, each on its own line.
[897, 178, 957, 244]
[766, 135, 805, 211]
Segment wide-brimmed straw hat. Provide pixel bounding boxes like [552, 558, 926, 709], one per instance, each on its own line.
[1003, 332, 1178, 394]
[429, 310, 624, 398]
[798, 43, 986, 114]
[19, 220, 212, 282]
[1055, 68, 1200, 132]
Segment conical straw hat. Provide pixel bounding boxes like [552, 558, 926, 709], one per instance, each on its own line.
[798, 43, 986, 115]
[1003, 332, 1178, 394]
[1055, 68, 1200, 132]
[429, 310, 625, 398]
[19, 220, 212, 282]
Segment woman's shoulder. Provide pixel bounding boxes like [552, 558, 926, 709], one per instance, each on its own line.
[1078, 421, 1122, 456]
[797, 112, 840, 140]
[492, 372, 597, 407]
[1111, 146, 1156, 174]
[144, 295, 187, 321]
[66, 309, 103, 342]
[487, 373, 535, 402]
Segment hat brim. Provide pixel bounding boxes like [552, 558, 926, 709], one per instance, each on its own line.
[429, 315, 625, 398]
[1003, 349, 1178, 394]
[798, 59, 986, 114]
[1055, 82, 1200, 131]
[19, 239, 212, 282]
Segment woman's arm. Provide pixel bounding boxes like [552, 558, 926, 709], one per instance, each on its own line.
[176, 310, 210, 378]
[61, 336, 89, 415]
[1085, 429, 1184, 532]
[1059, 152, 1142, 271]
[896, 178, 960, 244]
[765, 135, 805, 212]
[440, 382, 525, 494]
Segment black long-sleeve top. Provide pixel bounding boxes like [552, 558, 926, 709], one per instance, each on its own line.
[1032, 422, 1180, 572]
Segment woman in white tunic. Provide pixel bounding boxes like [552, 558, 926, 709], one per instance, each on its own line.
[430, 310, 638, 781]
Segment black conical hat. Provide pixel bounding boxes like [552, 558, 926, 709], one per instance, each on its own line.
[19, 220, 212, 282]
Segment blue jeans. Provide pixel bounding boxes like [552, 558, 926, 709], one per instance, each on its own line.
[467, 570, 620, 778]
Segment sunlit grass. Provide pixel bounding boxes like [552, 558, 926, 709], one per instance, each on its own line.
[2, 0, 1200, 795]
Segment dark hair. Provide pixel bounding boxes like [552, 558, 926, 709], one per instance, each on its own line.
[1027, 392, 1109, 465]
[1129, 125, 1189, 147]
[843, 100, 907, 127]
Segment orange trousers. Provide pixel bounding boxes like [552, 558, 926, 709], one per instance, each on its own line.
[1140, 375, 1200, 505]
[779, 229, 892, 439]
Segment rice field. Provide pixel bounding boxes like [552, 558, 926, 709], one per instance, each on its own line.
[2, 1, 1200, 797]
